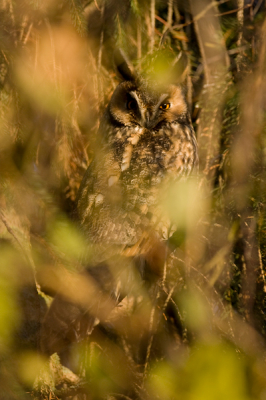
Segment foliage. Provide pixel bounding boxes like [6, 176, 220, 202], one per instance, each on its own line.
[1, 0, 266, 399]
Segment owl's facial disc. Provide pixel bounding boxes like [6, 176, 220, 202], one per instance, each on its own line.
[123, 90, 171, 129]
[138, 93, 170, 129]
[109, 81, 187, 129]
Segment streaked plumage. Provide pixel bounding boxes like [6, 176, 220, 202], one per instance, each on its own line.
[41, 52, 198, 364]
[77, 72, 198, 257]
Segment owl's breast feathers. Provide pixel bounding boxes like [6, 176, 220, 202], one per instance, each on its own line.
[77, 118, 198, 250]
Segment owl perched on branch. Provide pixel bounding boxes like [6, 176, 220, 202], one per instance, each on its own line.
[41, 50, 198, 362]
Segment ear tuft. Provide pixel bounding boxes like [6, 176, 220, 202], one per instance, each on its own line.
[113, 48, 136, 81]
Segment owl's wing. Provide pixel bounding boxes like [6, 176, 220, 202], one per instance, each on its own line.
[76, 158, 97, 219]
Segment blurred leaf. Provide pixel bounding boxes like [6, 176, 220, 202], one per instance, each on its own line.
[47, 215, 89, 266]
[14, 59, 68, 115]
[160, 177, 207, 232]
[14, 25, 91, 115]
[0, 245, 21, 351]
[85, 343, 131, 398]
[184, 343, 250, 400]
[148, 361, 179, 400]
[176, 287, 209, 333]
[148, 342, 251, 400]
[17, 351, 48, 387]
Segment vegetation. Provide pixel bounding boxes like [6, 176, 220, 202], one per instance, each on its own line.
[1, 0, 266, 399]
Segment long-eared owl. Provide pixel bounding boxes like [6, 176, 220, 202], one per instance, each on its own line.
[77, 50, 198, 260]
[41, 50, 198, 363]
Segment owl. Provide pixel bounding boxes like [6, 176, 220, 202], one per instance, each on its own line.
[77, 50, 198, 263]
[41, 50, 198, 362]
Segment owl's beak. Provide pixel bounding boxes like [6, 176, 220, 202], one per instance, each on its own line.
[142, 110, 153, 129]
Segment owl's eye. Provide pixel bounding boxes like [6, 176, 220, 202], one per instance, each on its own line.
[127, 99, 138, 110]
[159, 103, 170, 110]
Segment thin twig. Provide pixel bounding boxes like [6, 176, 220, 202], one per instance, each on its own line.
[253, 0, 264, 16]
[94, 0, 101, 11]
[216, 0, 253, 16]
[150, 0, 155, 52]
[137, 17, 142, 59]
[0, 211, 41, 292]
[142, 286, 161, 385]
[44, 18, 58, 91]
[163, 1, 253, 35]
[23, 22, 33, 45]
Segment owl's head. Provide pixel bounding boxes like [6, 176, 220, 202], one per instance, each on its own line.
[107, 49, 189, 130]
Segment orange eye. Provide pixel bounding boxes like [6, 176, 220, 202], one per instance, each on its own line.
[127, 99, 137, 110]
[159, 103, 170, 110]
